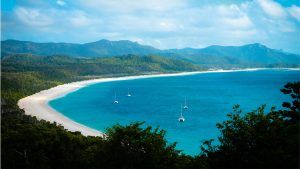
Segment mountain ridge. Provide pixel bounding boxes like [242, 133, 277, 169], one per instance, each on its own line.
[1, 39, 161, 57]
[2, 39, 299, 68]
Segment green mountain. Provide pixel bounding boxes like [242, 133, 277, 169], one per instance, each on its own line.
[167, 43, 300, 68]
[2, 39, 299, 68]
[2, 54, 200, 79]
[1, 39, 160, 57]
[1, 54, 200, 105]
[1, 42, 299, 169]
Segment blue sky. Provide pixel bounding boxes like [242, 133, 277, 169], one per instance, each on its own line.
[1, 0, 300, 54]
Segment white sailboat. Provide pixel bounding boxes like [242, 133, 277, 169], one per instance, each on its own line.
[113, 92, 119, 104]
[183, 97, 188, 109]
[178, 104, 185, 122]
[126, 88, 131, 97]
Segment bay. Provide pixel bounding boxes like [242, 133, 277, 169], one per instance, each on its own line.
[49, 69, 300, 155]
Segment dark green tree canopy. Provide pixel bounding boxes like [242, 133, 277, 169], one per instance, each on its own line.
[197, 82, 300, 169]
[1, 54, 299, 169]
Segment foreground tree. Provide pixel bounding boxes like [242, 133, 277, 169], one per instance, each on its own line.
[197, 82, 300, 169]
[280, 82, 300, 122]
[2, 111, 191, 169]
[92, 122, 192, 169]
[1, 109, 102, 169]
[2, 81, 299, 169]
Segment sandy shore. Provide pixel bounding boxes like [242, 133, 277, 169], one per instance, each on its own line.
[18, 68, 295, 137]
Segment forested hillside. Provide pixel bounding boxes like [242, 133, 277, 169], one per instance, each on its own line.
[2, 54, 200, 76]
[2, 40, 299, 68]
[166, 43, 300, 68]
[1, 53, 299, 168]
[1, 39, 160, 57]
[1, 54, 200, 107]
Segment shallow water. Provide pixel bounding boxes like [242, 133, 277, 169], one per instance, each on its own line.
[49, 69, 300, 155]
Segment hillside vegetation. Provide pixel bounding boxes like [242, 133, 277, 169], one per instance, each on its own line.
[1, 52, 299, 169]
[2, 54, 200, 76]
[2, 39, 299, 68]
[1, 39, 160, 57]
[166, 43, 300, 68]
[1, 54, 200, 107]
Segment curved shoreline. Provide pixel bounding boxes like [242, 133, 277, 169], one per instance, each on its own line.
[17, 68, 297, 136]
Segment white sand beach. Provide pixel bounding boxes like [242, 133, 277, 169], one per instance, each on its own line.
[18, 68, 292, 137]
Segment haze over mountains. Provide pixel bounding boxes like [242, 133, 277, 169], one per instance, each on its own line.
[2, 39, 299, 68]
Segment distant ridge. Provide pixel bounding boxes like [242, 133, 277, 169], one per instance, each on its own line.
[1, 39, 299, 68]
[166, 43, 300, 68]
[1, 39, 160, 57]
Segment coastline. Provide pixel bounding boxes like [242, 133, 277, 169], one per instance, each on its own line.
[17, 68, 299, 137]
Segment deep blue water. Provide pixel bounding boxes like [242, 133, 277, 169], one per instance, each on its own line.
[49, 69, 300, 155]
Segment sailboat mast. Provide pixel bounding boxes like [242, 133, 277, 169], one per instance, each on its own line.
[181, 104, 183, 117]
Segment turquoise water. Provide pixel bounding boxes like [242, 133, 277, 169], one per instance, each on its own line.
[49, 69, 300, 155]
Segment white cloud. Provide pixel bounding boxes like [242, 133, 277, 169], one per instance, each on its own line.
[159, 21, 176, 31]
[220, 16, 253, 29]
[288, 5, 300, 21]
[68, 11, 101, 27]
[79, 0, 186, 13]
[2, 0, 300, 53]
[56, 0, 66, 6]
[257, 0, 287, 19]
[215, 4, 253, 30]
[14, 7, 53, 27]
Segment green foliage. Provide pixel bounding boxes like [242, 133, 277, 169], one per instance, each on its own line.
[2, 40, 300, 68]
[196, 82, 300, 169]
[1, 54, 200, 108]
[2, 110, 192, 169]
[1, 54, 199, 168]
[167, 43, 300, 68]
[1, 72, 62, 109]
[2, 54, 200, 77]
[2, 109, 103, 169]
[1, 39, 161, 57]
[1, 53, 299, 168]
[92, 122, 192, 169]
[280, 82, 300, 122]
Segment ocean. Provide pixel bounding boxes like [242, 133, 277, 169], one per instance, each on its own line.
[49, 69, 300, 155]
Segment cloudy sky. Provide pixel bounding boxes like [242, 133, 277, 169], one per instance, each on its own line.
[2, 0, 300, 53]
